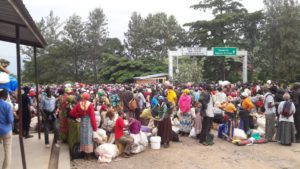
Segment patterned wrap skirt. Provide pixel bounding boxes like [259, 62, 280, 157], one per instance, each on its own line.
[59, 111, 68, 141]
[179, 113, 193, 133]
[80, 115, 94, 153]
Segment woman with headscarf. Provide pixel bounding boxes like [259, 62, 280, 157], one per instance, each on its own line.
[178, 89, 193, 136]
[69, 92, 97, 160]
[239, 92, 254, 135]
[155, 96, 172, 148]
[58, 87, 76, 142]
[276, 93, 296, 145]
[166, 85, 177, 106]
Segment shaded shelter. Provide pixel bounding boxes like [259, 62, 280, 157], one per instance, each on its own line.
[0, 0, 46, 169]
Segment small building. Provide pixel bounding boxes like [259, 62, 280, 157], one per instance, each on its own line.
[133, 73, 168, 84]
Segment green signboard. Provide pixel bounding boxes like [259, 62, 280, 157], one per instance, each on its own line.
[213, 47, 237, 56]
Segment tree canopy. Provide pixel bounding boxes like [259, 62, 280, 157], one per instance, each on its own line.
[22, 1, 300, 84]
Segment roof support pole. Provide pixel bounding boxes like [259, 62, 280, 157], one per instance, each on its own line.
[243, 53, 248, 83]
[16, 25, 27, 169]
[168, 51, 173, 83]
[34, 46, 41, 139]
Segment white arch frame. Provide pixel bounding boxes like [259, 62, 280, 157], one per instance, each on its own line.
[168, 47, 248, 83]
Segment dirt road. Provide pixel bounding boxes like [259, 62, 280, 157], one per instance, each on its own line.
[71, 134, 300, 169]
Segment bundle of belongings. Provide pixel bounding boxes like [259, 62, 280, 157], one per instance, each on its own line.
[218, 113, 268, 145]
[128, 118, 149, 154]
[130, 132, 148, 154]
[0, 59, 18, 93]
[94, 143, 119, 163]
[93, 129, 108, 145]
[229, 128, 267, 146]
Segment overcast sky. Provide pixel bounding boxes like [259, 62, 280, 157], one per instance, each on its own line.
[0, 0, 264, 74]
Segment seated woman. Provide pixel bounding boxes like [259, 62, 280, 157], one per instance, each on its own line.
[220, 97, 237, 141]
[114, 111, 134, 158]
[212, 102, 224, 124]
[102, 109, 117, 142]
[128, 117, 141, 134]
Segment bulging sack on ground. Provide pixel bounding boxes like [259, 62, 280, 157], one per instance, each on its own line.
[172, 126, 180, 134]
[130, 132, 148, 154]
[233, 128, 247, 140]
[95, 143, 119, 163]
[93, 129, 107, 145]
[189, 127, 196, 138]
[30, 116, 38, 131]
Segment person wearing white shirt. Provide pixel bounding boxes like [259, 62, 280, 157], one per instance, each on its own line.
[264, 86, 277, 142]
[276, 93, 296, 145]
[215, 87, 227, 104]
[199, 86, 214, 146]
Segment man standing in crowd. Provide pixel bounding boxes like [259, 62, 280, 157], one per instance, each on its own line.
[41, 87, 59, 148]
[136, 88, 146, 120]
[123, 86, 134, 117]
[264, 86, 277, 142]
[199, 85, 214, 146]
[22, 86, 33, 138]
[0, 89, 14, 169]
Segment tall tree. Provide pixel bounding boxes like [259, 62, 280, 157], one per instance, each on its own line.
[99, 54, 167, 83]
[240, 11, 265, 81]
[124, 12, 145, 59]
[102, 38, 124, 56]
[263, 0, 300, 81]
[124, 12, 185, 60]
[85, 7, 108, 82]
[63, 14, 85, 81]
[22, 11, 66, 83]
[187, 0, 249, 81]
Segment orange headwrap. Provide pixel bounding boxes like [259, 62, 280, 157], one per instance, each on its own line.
[81, 92, 90, 101]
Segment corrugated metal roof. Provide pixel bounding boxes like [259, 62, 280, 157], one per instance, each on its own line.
[0, 0, 46, 48]
[133, 73, 168, 80]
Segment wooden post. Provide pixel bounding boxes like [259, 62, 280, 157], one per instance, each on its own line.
[34, 46, 41, 139]
[16, 25, 27, 169]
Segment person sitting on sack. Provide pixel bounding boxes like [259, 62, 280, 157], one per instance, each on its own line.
[115, 111, 134, 158]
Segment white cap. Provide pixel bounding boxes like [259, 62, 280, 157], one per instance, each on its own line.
[241, 92, 248, 97]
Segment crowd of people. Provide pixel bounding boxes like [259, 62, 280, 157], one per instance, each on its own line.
[1, 79, 300, 167]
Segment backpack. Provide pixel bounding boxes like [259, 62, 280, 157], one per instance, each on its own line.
[281, 101, 292, 118]
[129, 98, 138, 110]
[252, 86, 257, 96]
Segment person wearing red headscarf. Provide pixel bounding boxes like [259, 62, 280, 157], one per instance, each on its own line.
[69, 92, 97, 160]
